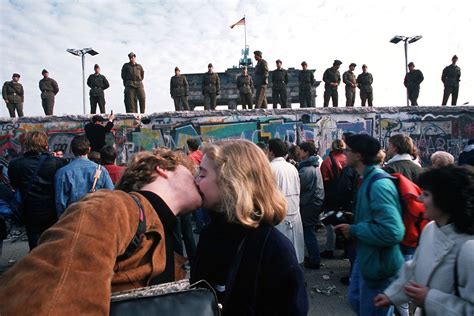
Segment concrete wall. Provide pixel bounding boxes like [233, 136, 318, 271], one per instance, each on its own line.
[1, 106, 473, 166]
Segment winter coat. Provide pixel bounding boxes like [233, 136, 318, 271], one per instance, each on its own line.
[383, 154, 422, 183]
[297, 156, 325, 226]
[384, 222, 474, 316]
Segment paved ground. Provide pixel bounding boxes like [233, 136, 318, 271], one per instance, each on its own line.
[0, 229, 354, 315]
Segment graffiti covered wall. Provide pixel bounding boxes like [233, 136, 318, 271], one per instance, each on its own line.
[1, 106, 472, 166]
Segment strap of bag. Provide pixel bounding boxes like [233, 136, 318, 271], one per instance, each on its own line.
[454, 241, 468, 297]
[21, 154, 48, 204]
[329, 153, 340, 180]
[365, 172, 396, 200]
[89, 164, 103, 193]
[117, 194, 147, 261]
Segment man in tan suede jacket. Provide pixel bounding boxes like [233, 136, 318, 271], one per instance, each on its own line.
[0, 149, 202, 315]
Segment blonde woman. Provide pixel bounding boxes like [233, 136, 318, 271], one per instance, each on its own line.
[191, 140, 308, 315]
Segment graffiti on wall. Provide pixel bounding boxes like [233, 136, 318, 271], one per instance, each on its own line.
[0, 107, 472, 166]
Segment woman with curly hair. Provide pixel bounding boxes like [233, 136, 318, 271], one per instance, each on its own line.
[375, 165, 474, 315]
[191, 140, 308, 315]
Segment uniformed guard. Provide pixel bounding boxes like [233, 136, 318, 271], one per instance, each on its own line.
[236, 66, 253, 110]
[170, 67, 190, 111]
[87, 64, 110, 114]
[253, 50, 269, 109]
[404, 62, 424, 106]
[2, 73, 24, 117]
[38, 69, 59, 116]
[441, 55, 461, 106]
[323, 60, 342, 107]
[356, 64, 374, 107]
[343, 63, 357, 107]
[271, 59, 289, 109]
[202, 63, 220, 110]
[121, 52, 146, 113]
[298, 61, 315, 108]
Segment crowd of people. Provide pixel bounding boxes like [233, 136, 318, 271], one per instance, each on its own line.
[2, 52, 463, 117]
[0, 129, 473, 315]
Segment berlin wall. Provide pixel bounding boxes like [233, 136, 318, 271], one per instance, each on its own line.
[1, 106, 473, 166]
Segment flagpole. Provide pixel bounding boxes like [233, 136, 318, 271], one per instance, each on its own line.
[244, 14, 247, 50]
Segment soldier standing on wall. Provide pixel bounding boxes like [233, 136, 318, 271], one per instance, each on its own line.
[202, 63, 220, 110]
[39, 69, 59, 116]
[298, 61, 315, 108]
[87, 64, 110, 114]
[121, 52, 146, 113]
[404, 62, 424, 106]
[236, 66, 253, 110]
[323, 60, 342, 107]
[343, 63, 357, 107]
[170, 67, 190, 111]
[441, 55, 461, 106]
[253, 50, 269, 109]
[356, 64, 374, 107]
[2, 73, 24, 117]
[271, 59, 289, 109]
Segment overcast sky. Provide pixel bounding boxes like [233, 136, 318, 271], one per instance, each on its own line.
[1, 0, 472, 117]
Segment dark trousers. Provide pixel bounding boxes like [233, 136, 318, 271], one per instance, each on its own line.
[442, 85, 459, 105]
[299, 89, 312, 108]
[239, 93, 253, 109]
[272, 88, 288, 108]
[124, 86, 146, 113]
[323, 89, 338, 107]
[6, 102, 24, 117]
[345, 87, 355, 107]
[407, 87, 420, 106]
[25, 226, 43, 251]
[204, 92, 217, 110]
[41, 97, 54, 115]
[173, 96, 190, 111]
[303, 225, 320, 265]
[360, 91, 373, 107]
[255, 85, 267, 108]
[173, 213, 197, 262]
[90, 95, 106, 114]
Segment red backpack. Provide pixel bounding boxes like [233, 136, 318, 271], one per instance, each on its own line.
[366, 172, 429, 248]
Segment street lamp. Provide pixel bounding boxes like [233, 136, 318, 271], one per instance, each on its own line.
[390, 35, 422, 106]
[67, 48, 99, 114]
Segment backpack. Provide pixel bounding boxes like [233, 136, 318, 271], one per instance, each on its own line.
[366, 172, 429, 248]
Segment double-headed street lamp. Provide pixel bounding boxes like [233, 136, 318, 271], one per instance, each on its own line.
[67, 48, 99, 115]
[390, 35, 422, 106]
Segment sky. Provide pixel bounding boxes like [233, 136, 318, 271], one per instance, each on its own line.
[0, 0, 472, 117]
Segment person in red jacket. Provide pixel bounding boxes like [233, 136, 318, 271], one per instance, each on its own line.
[100, 145, 124, 184]
[320, 139, 347, 258]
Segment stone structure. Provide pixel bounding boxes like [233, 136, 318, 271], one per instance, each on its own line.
[0, 107, 472, 166]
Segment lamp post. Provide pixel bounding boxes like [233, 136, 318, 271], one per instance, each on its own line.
[390, 35, 422, 106]
[67, 48, 99, 114]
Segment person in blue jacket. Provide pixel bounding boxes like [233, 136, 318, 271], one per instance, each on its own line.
[335, 134, 405, 316]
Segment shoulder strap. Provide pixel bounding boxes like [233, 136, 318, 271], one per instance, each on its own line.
[454, 241, 468, 297]
[329, 154, 340, 180]
[365, 172, 396, 200]
[22, 154, 48, 203]
[89, 164, 103, 193]
[117, 194, 147, 261]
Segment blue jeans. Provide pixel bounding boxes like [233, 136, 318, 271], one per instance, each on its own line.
[348, 258, 394, 316]
[303, 225, 320, 264]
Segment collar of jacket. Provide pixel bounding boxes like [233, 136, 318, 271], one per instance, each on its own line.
[137, 190, 177, 232]
[298, 155, 320, 169]
[387, 153, 421, 167]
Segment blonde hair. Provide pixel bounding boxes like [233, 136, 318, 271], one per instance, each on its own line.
[331, 139, 346, 152]
[203, 140, 287, 228]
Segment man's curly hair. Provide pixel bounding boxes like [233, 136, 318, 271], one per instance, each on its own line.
[418, 165, 474, 235]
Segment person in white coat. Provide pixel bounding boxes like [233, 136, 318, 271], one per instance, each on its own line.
[375, 165, 474, 315]
[267, 138, 305, 263]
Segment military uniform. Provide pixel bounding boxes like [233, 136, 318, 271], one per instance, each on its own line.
[271, 68, 289, 108]
[236, 74, 253, 109]
[404, 69, 424, 106]
[170, 75, 189, 111]
[87, 73, 110, 114]
[343, 70, 356, 107]
[254, 59, 269, 108]
[202, 72, 220, 110]
[356, 72, 374, 107]
[2, 80, 24, 117]
[121, 62, 146, 113]
[441, 64, 461, 105]
[323, 67, 341, 107]
[39, 77, 59, 115]
[298, 70, 315, 108]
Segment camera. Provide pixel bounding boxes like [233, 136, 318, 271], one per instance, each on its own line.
[320, 210, 349, 226]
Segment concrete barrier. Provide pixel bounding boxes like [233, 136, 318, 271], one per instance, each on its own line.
[1, 106, 473, 166]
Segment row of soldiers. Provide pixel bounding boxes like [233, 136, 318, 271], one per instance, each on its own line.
[2, 52, 462, 117]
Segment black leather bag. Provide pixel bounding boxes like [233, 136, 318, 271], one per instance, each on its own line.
[110, 279, 220, 316]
